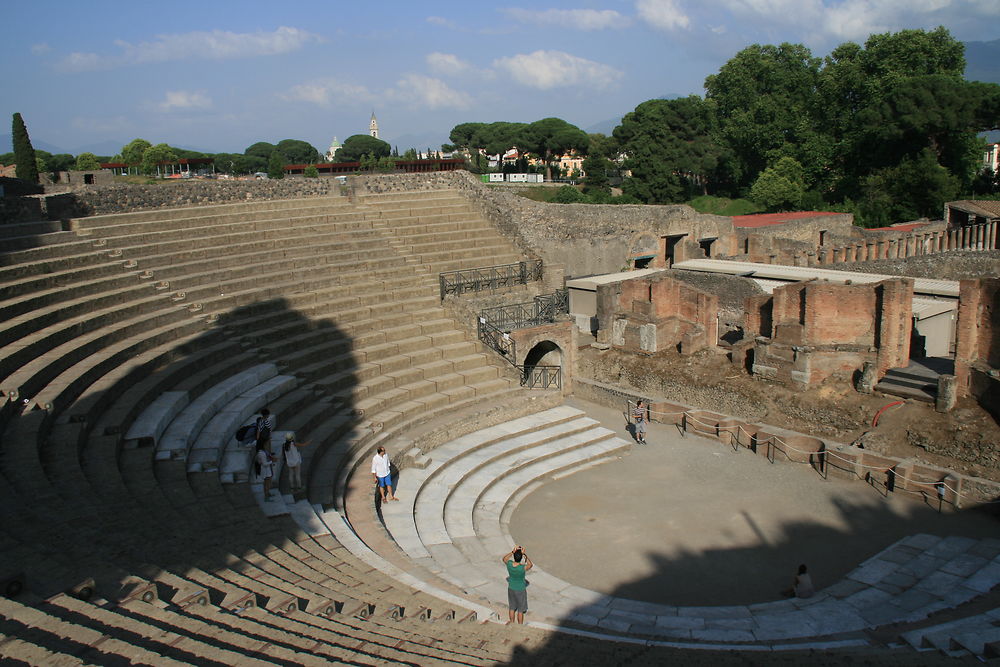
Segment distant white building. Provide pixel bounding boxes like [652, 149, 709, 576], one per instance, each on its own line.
[324, 136, 342, 162]
[985, 142, 999, 173]
[370, 112, 379, 139]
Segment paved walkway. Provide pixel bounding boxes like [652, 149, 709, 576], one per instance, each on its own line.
[509, 397, 1000, 608]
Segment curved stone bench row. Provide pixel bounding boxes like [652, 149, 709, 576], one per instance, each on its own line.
[372, 409, 1000, 650]
[0, 188, 562, 663]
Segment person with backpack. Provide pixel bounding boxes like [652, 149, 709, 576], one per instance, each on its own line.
[255, 408, 273, 449]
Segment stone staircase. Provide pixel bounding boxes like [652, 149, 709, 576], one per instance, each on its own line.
[0, 188, 568, 664]
[874, 358, 954, 403]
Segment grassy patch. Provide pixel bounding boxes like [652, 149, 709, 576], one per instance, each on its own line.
[503, 185, 570, 203]
[686, 195, 764, 216]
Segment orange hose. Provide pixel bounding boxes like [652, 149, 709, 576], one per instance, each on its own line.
[872, 400, 904, 427]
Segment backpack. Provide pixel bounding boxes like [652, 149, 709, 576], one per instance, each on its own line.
[235, 422, 255, 442]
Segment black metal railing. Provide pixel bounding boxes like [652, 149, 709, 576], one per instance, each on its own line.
[477, 318, 516, 359]
[479, 288, 569, 330]
[439, 259, 543, 299]
[521, 365, 561, 389]
[475, 289, 569, 390]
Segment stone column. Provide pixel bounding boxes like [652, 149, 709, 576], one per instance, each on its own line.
[857, 361, 877, 394]
[948, 228, 958, 250]
[989, 221, 998, 250]
[867, 242, 877, 260]
[977, 223, 986, 250]
[936, 374, 957, 413]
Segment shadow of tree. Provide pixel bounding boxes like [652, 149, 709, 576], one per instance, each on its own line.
[0, 294, 360, 606]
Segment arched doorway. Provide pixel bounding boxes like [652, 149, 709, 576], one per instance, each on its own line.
[522, 340, 563, 389]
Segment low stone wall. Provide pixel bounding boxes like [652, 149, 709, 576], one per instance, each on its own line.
[1, 179, 339, 224]
[574, 378, 1000, 508]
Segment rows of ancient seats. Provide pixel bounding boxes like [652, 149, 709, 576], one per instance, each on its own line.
[0, 188, 564, 664]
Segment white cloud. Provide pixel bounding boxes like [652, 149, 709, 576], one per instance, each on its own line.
[388, 74, 471, 110]
[492, 50, 622, 90]
[31, 43, 50, 55]
[719, 0, 1000, 44]
[503, 8, 631, 30]
[57, 26, 320, 71]
[426, 16, 458, 29]
[281, 79, 374, 107]
[426, 52, 473, 76]
[636, 0, 691, 31]
[158, 90, 212, 112]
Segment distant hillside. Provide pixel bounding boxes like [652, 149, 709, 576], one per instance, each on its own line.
[965, 39, 1000, 84]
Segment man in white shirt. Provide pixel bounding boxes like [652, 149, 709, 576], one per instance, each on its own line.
[371, 446, 398, 503]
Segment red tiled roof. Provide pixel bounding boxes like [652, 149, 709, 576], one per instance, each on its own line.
[731, 211, 842, 228]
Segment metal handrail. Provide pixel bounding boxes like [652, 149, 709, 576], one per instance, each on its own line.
[440, 259, 543, 299]
[479, 288, 568, 331]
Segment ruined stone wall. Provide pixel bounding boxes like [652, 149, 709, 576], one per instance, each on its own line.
[955, 278, 1000, 395]
[750, 278, 912, 386]
[601, 275, 718, 355]
[351, 170, 736, 279]
[1, 179, 340, 224]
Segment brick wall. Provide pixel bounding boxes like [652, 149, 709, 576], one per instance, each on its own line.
[955, 278, 1000, 395]
[601, 274, 718, 354]
[749, 278, 912, 386]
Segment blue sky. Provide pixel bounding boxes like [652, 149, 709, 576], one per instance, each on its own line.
[5, 1, 999, 156]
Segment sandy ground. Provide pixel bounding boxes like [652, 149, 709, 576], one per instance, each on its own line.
[509, 396, 1000, 608]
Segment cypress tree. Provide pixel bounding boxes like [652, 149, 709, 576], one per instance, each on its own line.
[12, 113, 39, 183]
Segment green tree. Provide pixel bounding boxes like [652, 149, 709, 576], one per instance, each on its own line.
[245, 142, 276, 159]
[75, 152, 101, 170]
[750, 157, 806, 211]
[46, 153, 76, 172]
[705, 43, 822, 191]
[140, 143, 178, 176]
[551, 185, 586, 203]
[12, 112, 39, 183]
[614, 97, 722, 201]
[401, 148, 418, 160]
[819, 27, 976, 201]
[581, 154, 613, 194]
[336, 134, 391, 162]
[267, 151, 286, 179]
[303, 165, 319, 178]
[275, 139, 320, 164]
[121, 138, 152, 173]
[517, 117, 589, 181]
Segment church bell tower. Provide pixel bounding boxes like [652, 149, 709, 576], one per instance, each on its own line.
[369, 112, 379, 139]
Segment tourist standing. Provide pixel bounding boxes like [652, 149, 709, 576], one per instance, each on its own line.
[255, 441, 275, 501]
[283, 433, 304, 491]
[256, 408, 274, 449]
[632, 400, 647, 444]
[371, 446, 398, 503]
[502, 545, 533, 624]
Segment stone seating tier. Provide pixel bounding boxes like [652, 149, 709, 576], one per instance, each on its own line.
[363, 408, 1000, 651]
[0, 188, 580, 663]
